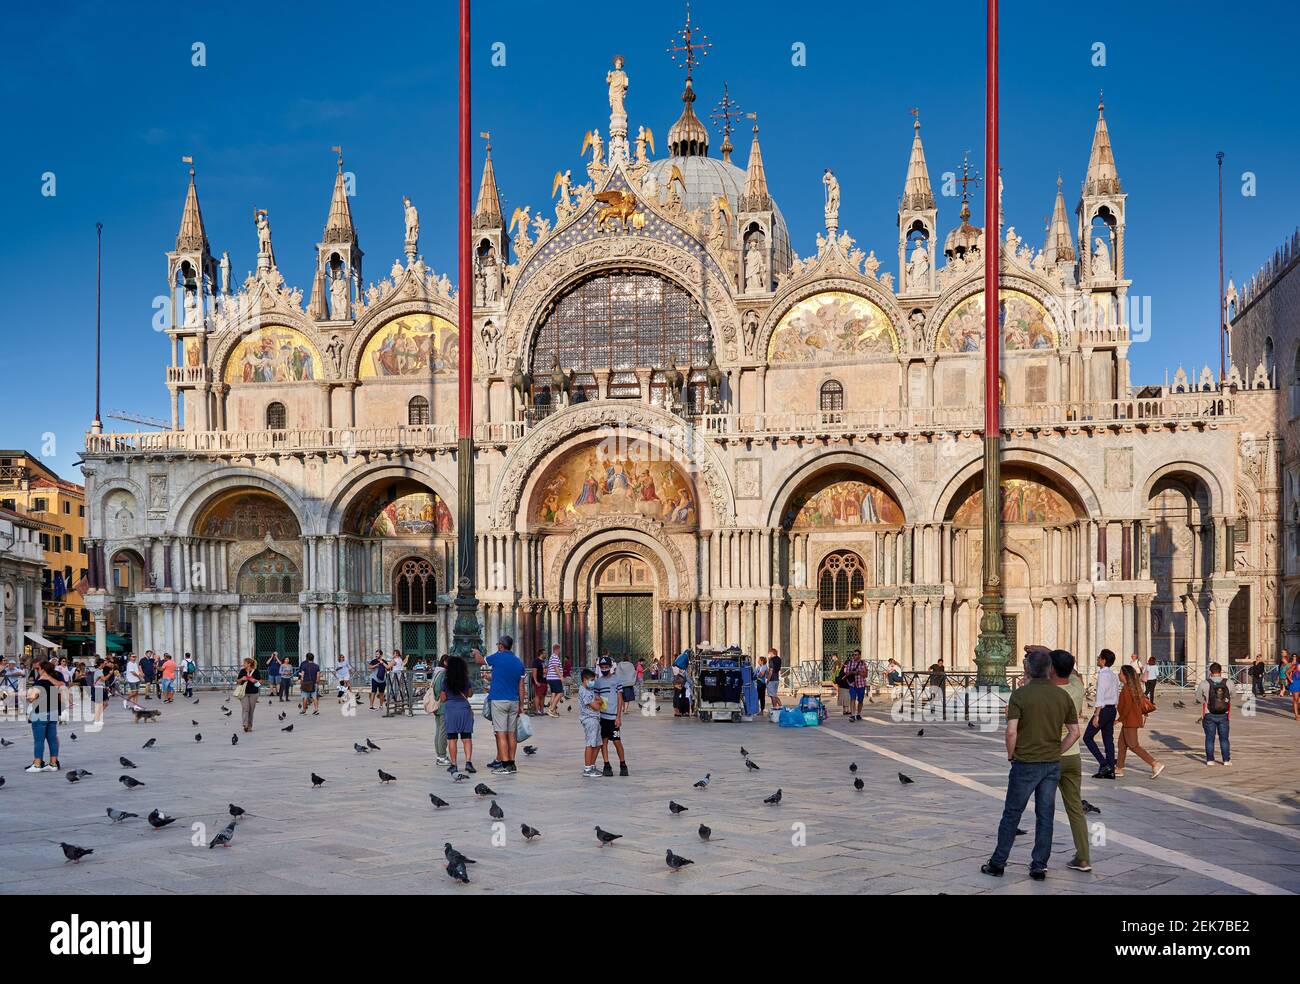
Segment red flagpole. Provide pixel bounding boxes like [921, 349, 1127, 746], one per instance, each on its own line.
[983, 0, 999, 432]
[458, 0, 473, 439]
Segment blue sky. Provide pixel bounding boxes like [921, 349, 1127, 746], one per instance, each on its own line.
[3, 0, 1298, 480]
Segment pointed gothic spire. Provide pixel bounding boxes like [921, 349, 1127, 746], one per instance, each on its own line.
[1083, 93, 1121, 197]
[900, 114, 935, 212]
[175, 166, 209, 253]
[739, 120, 771, 212]
[1045, 175, 1075, 263]
[323, 149, 357, 244]
[474, 134, 503, 229]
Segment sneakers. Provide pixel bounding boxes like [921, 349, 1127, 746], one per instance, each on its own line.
[463, 761, 477, 774]
[1067, 856, 1093, 872]
[435, 756, 452, 767]
[1092, 769, 1115, 780]
[582, 765, 601, 778]
[486, 760, 503, 770]
[45, 762, 60, 772]
[602, 762, 614, 777]
[25, 763, 45, 774]
[1223, 759, 1232, 766]
[1029, 868, 1047, 882]
[1151, 763, 1165, 780]
[1205, 760, 1215, 767]
[980, 863, 1005, 877]
[619, 762, 629, 777]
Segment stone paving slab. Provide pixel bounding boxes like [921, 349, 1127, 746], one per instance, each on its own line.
[1, 689, 1298, 894]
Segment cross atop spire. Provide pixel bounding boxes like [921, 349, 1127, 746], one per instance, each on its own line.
[667, 1, 710, 82]
[665, 3, 711, 157]
[175, 157, 209, 254]
[710, 82, 742, 163]
[323, 146, 357, 244]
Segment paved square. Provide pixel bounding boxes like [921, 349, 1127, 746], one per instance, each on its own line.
[1, 688, 1297, 895]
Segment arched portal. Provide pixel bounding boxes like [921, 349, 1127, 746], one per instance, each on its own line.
[1146, 471, 1214, 665]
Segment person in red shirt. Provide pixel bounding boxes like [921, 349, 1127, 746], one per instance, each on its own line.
[158, 654, 177, 704]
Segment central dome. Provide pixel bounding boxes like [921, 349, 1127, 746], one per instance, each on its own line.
[643, 154, 793, 272]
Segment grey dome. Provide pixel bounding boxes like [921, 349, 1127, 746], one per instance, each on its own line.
[643, 155, 793, 274]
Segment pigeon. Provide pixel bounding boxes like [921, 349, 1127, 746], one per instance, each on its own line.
[65, 769, 92, 783]
[228, 804, 246, 820]
[119, 757, 136, 769]
[208, 821, 237, 848]
[739, 746, 749, 757]
[194, 733, 202, 742]
[281, 724, 294, 733]
[366, 738, 381, 751]
[473, 783, 496, 798]
[668, 800, 688, 815]
[231, 734, 239, 746]
[917, 729, 925, 737]
[429, 794, 449, 809]
[665, 849, 694, 871]
[353, 743, 369, 754]
[853, 777, 865, 791]
[61, 843, 94, 863]
[191, 720, 198, 726]
[444, 842, 477, 865]
[147, 809, 176, 830]
[446, 856, 470, 883]
[106, 808, 137, 823]
[1082, 799, 1101, 815]
[222, 709, 232, 717]
[141, 738, 156, 749]
[1172, 700, 1186, 709]
[522, 745, 537, 756]
[698, 823, 711, 841]
[452, 771, 470, 782]
[278, 712, 286, 721]
[521, 823, 541, 841]
[191, 698, 199, 704]
[0, 777, 4, 789]
[69, 732, 77, 740]
[377, 769, 396, 784]
[849, 762, 858, 773]
[744, 758, 760, 772]
[488, 799, 504, 820]
[693, 773, 711, 789]
[968, 721, 977, 729]
[311, 773, 326, 788]
[764, 789, 783, 805]
[594, 826, 622, 847]
[0, 737, 13, 747]
[898, 772, 914, 785]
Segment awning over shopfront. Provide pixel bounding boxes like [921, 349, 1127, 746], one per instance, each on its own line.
[24, 631, 61, 650]
[106, 633, 131, 653]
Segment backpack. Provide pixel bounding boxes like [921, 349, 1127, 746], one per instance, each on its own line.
[1206, 679, 1230, 715]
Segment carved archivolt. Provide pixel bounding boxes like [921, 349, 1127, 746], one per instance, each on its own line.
[502, 236, 742, 369]
[546, 514, 690, 599]
[571, 540, 670, 604]
[494, 402, 737, 528]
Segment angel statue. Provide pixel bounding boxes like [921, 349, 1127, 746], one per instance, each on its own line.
[510, 206, 533, 254]
[581, 129, 605, 167]
[606, 55, 628, 118]
[552, 169, 574, 212]
[635, 125, 655, 163]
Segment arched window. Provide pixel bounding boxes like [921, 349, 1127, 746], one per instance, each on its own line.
[408, 396, 431, 426]
[530, 270, 712, 373]
[265, 402, 286, 430]
[819, 380, 844, 412]
[818, 551, 865, 611]
[1264, 336, 1276, 387]
[395, 558, 438, 615]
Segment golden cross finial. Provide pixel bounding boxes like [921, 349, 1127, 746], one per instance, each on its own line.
[957, 151, 982, 201]
[710, 82, 742, 139]
[667, 1, 710, 81]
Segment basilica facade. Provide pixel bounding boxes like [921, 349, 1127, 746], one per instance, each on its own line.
[80, 52, 1279, 680]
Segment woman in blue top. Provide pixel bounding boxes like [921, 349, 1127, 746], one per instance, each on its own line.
[440, 656, 476, 777]
[1287, 654, 1300, 721]
[26, 660, 65, 773]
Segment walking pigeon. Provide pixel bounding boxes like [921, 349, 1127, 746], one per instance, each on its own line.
[446, 856, 470, 883]
[311, 773, 326, 788]
[106, 808, 137, 823]
[693, 773, 711, 788]
[429, 793, 449, 809]
[665, 849, 694, 871]
[917, 729, 925, 737]
[61, 843, 94, 863]
[0, 738, 12, 747]
[898, 772, 914, 785]
[119, 775, 145, 789]
[229, 804, 246, 819]
[744, 758, 760, 772]
[377, 769, 396, 783]
[523, 745, 537, 756]
[697, 823, 711, 841]
[853, 777, 864, 791]
[849, 762, 858, 773]
[763, 789, 782, 805]
[521, 823, 542, 841]
[668, 800, 688, 815]
[1082, 799, 1101, 815]
[366, 739, 381, 751]
[281, 724, 294, 733]
[208, 820, 237, 848]
[231, 734, 238, 746]
[488, 799, 504, 820]
[444, 842, 477, 865]
[594, 826, 622, 847]
[473, 783, 496, 797]
[739, 746, 749, 757]
[194, 733, 202, 742]
[141, 738, 156, 749]
[119, 757, 136, 769]
[353, 743, 369, 754]
[65, 769, 92, 783]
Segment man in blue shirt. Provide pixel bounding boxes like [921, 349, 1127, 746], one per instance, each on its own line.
[474, 636, 526, 775]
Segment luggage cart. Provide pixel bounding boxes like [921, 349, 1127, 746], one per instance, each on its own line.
[690, 646, 757, 722]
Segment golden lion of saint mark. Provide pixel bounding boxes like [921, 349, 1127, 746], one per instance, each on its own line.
[594, 189, 643, 232]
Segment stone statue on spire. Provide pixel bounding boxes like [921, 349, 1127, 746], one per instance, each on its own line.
[607, 55, 628, 118]
[822, 169, 841, 234]
[254, 208, 275, 273]
[403, 195, 420, 260]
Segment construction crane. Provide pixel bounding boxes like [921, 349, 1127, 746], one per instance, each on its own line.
[106, 409, 170, 430]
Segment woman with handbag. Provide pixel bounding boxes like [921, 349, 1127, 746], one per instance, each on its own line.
[235, 657, 261, 732]
[1115, 664, 1164, 779]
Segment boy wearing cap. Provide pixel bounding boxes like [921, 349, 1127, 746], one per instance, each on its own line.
[578, 667, 602, 777]
[593, 654, 629, 777]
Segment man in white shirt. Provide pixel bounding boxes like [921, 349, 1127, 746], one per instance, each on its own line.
[545, 644, 564, 717]
[1083, 649, 1119, 779]
[124, 654, 142, 708]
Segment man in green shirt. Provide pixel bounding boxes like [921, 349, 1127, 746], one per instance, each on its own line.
[981, 648, 1081, 881]
[1049, 648, 1091, 873]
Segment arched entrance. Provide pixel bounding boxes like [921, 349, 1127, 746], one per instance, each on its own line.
[591, 554, 656, 664]
[107, 548, 147, 658]
[1145, 472, 1213, 665]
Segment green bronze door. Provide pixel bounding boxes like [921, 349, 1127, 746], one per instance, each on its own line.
[597, 593, 654, 663]
[253, 621, 300, 673]
[821, 617, 861, 681]
[400, 622, 439, 671]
